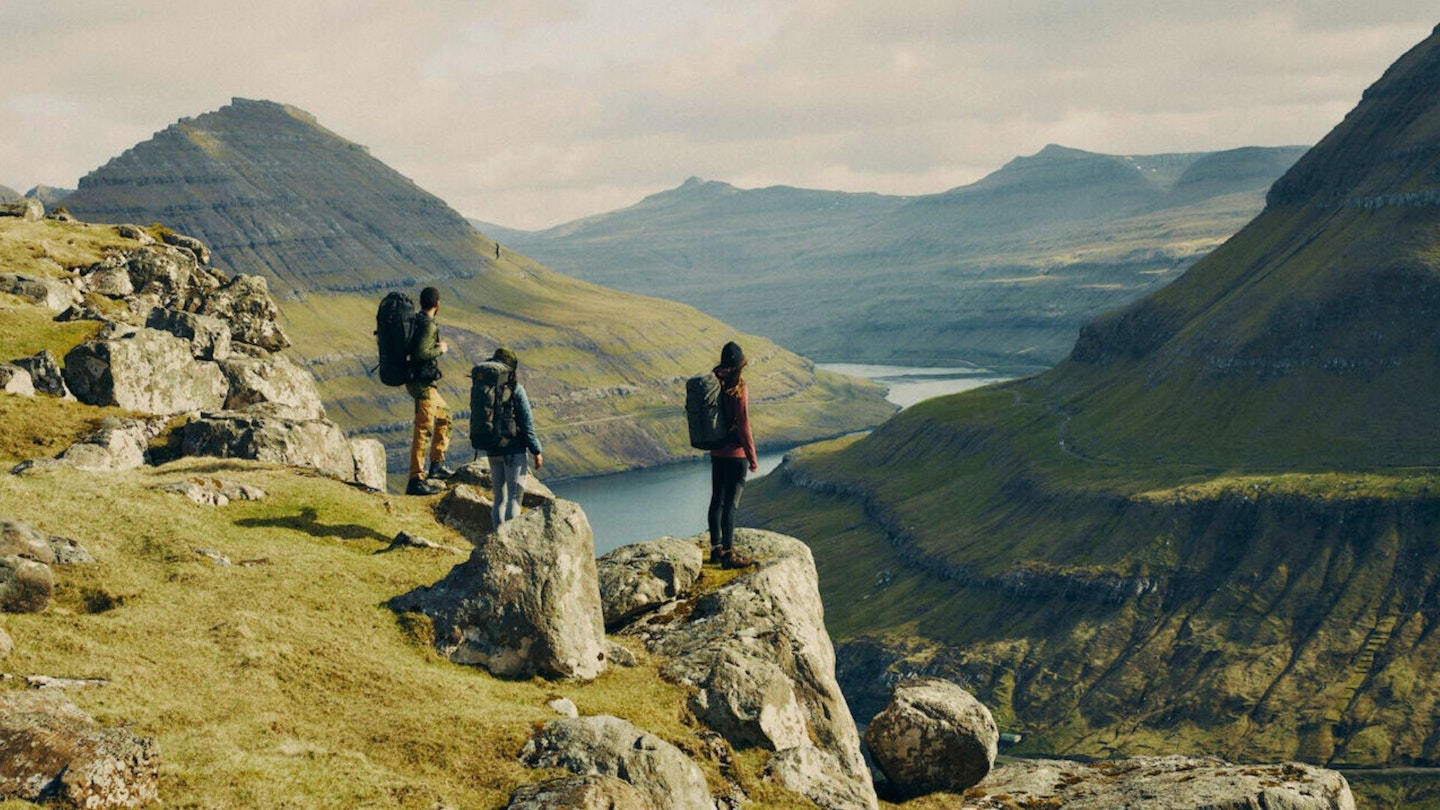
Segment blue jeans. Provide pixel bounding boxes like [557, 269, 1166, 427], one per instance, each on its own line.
[489, 453, 529, 525]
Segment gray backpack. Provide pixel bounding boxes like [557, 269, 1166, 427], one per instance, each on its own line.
[685, 374, 731, 450]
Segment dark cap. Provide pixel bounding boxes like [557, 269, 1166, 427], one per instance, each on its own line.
[492, 347, 518, 368]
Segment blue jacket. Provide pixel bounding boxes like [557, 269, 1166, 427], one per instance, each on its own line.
[489, 383, 542, 457]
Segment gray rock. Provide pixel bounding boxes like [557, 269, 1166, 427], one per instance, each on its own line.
[180, 413, 356, 481]
[56, 417, 159, 472]
[864, 677, 997, 797]
[519, 715, 714, 810]
[0, 198, 43, 220]
[0, 690, 160, 808]
[114, 224, 156, 245]
[122, 246, 201, 305]
[391, 499, 608, 680]
[63, 328, 228, 414]
[452, 460, 556, 506]
[970, 756, 1355, 810]
[0, 273, 81, 312]
[547, 697, 580, 718]
[146, 308, 231, 360]
[0, 518, 57, 564]
[436, 484, 496, 539]
[597, 537, 704, 628]
[47, 536, 95, 565]
[157, 478, 266, 507]
[12, 350, 72, 398]
[218, 355, 325, 420]
[0, 365, 34, 396]
[621, 529, 878, 810]
[350, 438, 387, 491]
[196, 274, 291, 352]
[0, 556, 53, 613]
[506, 774, 656, 810]
[384, 532, 463, 554]
[161, 232, 211, 265]
[83, 258, 136, 298]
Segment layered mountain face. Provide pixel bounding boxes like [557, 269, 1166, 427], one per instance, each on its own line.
[494, 144, 1305, 370]
[743, 25, 1440, 768]
[63, 99, 894, 478]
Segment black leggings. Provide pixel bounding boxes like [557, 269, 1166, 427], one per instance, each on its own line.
[708, 457, 748, 550]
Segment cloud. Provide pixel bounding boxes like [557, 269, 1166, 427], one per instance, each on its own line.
[1, 1, 1435, 228]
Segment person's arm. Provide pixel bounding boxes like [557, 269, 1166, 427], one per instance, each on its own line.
[410, 316, 444, 363]
[516, 385, 544, 468]
[733, 386, 758, 472]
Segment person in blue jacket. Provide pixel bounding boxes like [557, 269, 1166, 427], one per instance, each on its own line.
[487, 347, 544, 525]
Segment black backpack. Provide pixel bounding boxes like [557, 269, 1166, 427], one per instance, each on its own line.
[470, 361, 519, 453]
[374, 292, 415, 386]
[685, 374, 732, 450]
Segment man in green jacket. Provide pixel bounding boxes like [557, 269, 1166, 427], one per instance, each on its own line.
[405, 286, 454, 496]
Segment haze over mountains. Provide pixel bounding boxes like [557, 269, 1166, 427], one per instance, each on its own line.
[60, 99, 894, 478]
[744, 23, 1440, 771]
[489, 143, 1305, 371]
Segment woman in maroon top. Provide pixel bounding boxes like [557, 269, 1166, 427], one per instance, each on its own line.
[708, 341, 759, 569]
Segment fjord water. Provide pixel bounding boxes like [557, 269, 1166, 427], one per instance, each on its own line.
[551, 364, 1010, 555]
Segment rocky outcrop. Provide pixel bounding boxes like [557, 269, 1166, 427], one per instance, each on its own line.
[156, 477, 266, 506]
[0, 365, 33, 396]
[864, 677, 997, 797]
[217, 355, 325, 420]
[64, 326, 229, 414]
[619, 529, 878, 810]
[390, 499, 607, 680]
[0, 691, 160, 808]
[970, 756, 1354, 810]
[518, 715, 714, 810]
[450, 461, 555, 506]
[596, 537, 703, 628]
[146, 308, 231, 360]
[180, 413, 356, 481]
[0, 273, 81, 312]
[54, 417, 165, 473]
[0, 198, 43, 221]
[0, 518, 93, 614]
[350, 438, 386, 491]
[506, 774, 655, 810]
[12, 350, 71, 398]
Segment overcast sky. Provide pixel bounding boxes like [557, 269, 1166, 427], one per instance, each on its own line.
[1, 3, 1435, 230]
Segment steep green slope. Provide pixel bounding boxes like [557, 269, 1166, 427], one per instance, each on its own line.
[497, 146, 1305, 370]
[61, 100, 894, 478]
[742, 24, 1440, 770]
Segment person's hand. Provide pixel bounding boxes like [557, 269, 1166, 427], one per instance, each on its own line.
[438, 340, 449, 354]
[533, 453, 544, 470]
[749, 461, 759, 473]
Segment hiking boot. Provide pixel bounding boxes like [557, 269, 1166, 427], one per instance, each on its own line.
[405, 477, 442, 496]
[427, 461, 456, 480]
[710, 545, 724, 565]
[721, 549, 758, 570]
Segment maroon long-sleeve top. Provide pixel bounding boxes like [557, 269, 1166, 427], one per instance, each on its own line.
[709, 368, 757, 467]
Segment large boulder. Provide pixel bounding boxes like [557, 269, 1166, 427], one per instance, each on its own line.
[12, 350, 72, 398]
[56, 417, 160, 472]
[452, 461, 556, 507]
[390, 499, 608, 680]
[218, 355, 325, 420]
[0, 691, 160, 808]
[0, 273, 81, 312]
[598, 538, 704, 628]
[146, 307, 231, 360]
[864, 677, 997, 797]
[350, 438, 387, 491]
[195, 274, 291, 352]
[620, 529, 878, 810]
[161, 231, 211, 265]
[519, 715, 714, 810]
[180, 413, 356, 481]
[0, 365, 34, 396]
[0, 199, 43, 221]
[63, 327, 228, 414]
[506, 774, 655, 810]
[0, 518, 57, 565]
[436, 484, 497, 538]
[970, 756, 1354, 810]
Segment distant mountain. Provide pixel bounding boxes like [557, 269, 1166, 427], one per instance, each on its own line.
[495, 145, 1306, 371]
[0, 185, 19, 202]
[24, 185, 73, 206]
[63, 99, 894, 477]
[743, 25, 1440, 768]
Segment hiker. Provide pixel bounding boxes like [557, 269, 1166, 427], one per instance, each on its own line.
[708, 341, 758, 569]
[405, 286, 455, 496]
[486, 347, 543, 524]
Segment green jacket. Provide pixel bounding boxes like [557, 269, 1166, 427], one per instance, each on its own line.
[408, 311, 443, 385]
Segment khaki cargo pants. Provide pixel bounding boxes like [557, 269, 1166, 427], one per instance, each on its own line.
[406, 382, 451, 478]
